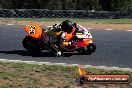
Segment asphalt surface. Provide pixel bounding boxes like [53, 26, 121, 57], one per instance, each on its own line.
[0, 24, 132, 68]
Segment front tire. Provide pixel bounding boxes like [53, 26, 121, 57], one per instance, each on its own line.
[77, 43, 96, 55]
[87, 43, 96, 53]
[22, 36, 44, 53]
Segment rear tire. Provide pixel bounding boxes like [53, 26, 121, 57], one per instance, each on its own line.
[22, 36, 44, 53]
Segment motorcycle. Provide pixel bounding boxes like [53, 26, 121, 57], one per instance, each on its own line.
[22, 23, 96, 56]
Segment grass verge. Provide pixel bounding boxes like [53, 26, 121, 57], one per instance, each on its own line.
[0, 18, 132, 30]
[0, 18, 132, 24]
[0, 61, 132, 88]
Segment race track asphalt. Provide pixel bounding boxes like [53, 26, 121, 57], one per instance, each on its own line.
[0, 24, 132, 68]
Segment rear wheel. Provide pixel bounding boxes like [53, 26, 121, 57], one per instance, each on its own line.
[22, 36, 44, 53]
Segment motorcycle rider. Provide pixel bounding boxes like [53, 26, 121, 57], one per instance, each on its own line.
[60, 20, 78, 47]
[45, 20, 80, 56]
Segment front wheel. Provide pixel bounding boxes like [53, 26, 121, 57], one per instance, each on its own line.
[22, 36, 44, 53]
[77, 43, 96, 55]
[87, 43, 96, 53]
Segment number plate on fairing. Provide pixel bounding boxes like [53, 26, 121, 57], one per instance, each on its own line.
[76, 33, 92, 38]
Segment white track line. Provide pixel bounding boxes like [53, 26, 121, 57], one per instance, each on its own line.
[126, 30, 132, 31]
[106, 29, 113, 30]
[87, 28, 132, 32]
[111, 66, 119, 69]
[84, 65, 92, 67]
[87, 28, 93, 30]
[70, 64, 79, 66]
[0, 58, 132, 72]
[122, 68, 131, 70]
[99, 66, 106, 68]
[6, 24, 14, 25]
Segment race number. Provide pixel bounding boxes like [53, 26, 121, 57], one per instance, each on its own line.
[29, 26, 36, 34]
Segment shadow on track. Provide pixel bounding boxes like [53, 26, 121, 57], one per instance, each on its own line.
[0, 50, 81, 57]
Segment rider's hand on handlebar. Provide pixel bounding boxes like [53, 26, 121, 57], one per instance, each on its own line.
[62, 42, 71, 46]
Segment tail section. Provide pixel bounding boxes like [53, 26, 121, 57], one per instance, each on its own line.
[24, 23, 43, 39]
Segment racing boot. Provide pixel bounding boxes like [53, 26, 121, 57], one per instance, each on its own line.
[56, 51, 61, 57]
[48, 44, 62, 57]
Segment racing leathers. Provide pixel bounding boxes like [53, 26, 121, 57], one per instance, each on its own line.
[60, 23, 92, 49]
[44, 23, 89, 56]
[45, 24, 63, 56]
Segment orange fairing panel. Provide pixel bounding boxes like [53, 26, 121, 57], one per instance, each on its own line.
[76, 38, 92, 46]
[65, 28, 75, 42]
[65, 32, 74, 42]
[24, 23, 43, 39]
[83, 38, 92, 45]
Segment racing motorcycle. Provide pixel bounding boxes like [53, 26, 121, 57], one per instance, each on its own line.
[22, 23, 96, 56]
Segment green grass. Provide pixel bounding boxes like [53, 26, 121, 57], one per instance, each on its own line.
[0, 18, 132, 24]
[0, 61, 132, 88]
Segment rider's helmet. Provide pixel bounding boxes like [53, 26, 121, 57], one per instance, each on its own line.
[61, 20, 74, 34]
